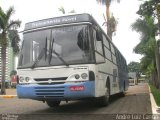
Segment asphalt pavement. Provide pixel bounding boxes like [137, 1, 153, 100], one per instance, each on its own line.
[0, 83, 156, 120]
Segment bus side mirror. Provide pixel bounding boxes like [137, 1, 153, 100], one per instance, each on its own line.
[77, 28, 89, 51]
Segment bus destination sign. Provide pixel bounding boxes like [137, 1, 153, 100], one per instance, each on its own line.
[24, 14, 91, 31]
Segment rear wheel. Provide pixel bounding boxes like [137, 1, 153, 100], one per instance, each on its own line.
[121, 81, 126, 97]
[96, 80, 110, 107]
[46, 101, 61, 108]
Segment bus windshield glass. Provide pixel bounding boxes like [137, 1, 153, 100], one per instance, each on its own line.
[18, 24, 95, 68]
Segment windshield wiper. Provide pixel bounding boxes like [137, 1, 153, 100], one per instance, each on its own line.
[49, 38, 69, 67]
[31, 38, 47, 69]
[52, 50, 69, 67]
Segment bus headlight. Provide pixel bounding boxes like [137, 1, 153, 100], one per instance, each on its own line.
[25, 77, 30, 82]
[81, 73, 88, 79]
[75, 74, 80, 79]
[19, 76, 24, 82]
[19, 76, 32, 83]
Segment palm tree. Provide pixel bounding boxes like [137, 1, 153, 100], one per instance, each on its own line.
[8, 30, 21, 55]
[58, 6, 75, 14]
[96, 0, 120, 39]
[58, 6, 66, 14]
[131, 16, 160, 87]
[0, 6, 21, 94]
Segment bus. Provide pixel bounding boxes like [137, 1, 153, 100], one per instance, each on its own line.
[16, 13, 128, 107]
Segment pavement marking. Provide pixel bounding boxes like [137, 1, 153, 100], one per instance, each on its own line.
[0, 95, 17, 99]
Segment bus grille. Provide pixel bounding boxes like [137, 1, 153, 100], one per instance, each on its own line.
[34, 77, 67, 85]
[34, 86, 65, 98]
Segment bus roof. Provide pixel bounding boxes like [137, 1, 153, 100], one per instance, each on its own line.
[24, 13, 92, 31]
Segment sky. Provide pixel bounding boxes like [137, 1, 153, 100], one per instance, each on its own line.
[0, 0, 143, 64]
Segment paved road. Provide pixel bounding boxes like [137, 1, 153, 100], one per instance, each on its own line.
[0, 83, 152, 120]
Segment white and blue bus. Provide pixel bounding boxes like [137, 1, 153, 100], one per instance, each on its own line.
[17, 13, 128, 107]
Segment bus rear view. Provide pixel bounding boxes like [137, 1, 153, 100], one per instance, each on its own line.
[17, 13, 128, 107]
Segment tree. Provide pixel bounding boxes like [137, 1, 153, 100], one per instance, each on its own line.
[8, 30, 20, 55]
[96, 0, 120, 40]
[127, 61, 141, 73]
[0, 6, 21, 94]
[137, 0, 160, 18]
[131, 1, 160, 88]
[58, 6, 66, 14]
[10, 70, 17, 77]
[128, 61, 141, 83]
[58, 6, 76, 14]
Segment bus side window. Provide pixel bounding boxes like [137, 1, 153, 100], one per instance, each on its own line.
[103, 35, 112, 61]
[96, 31, 102, 41]
[94, 30, 104, 54]
[93, 29, 105, 63]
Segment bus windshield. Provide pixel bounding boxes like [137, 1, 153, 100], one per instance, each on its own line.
[18, 24, 95, 68]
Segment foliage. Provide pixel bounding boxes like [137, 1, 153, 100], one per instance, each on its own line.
[149, 83, 160, 106]
[132, 0, 160, 88]
[0, 6, 21, 47]
[127, 61, 141, 73]
[0, 6, 21, 94]
[137, 0, 160, 18]
[96, 0, 120, 5]
[58, 6, 65, 14]
[131, 10, 157, 77]
[10, 70, 17, 77]
[109, 15, 117, 32]
[58, 6, 76, 14]
[96, 0, 120, 39]
[8, 30, 20, 55]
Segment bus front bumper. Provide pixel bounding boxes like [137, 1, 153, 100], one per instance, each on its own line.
[16, 81, 95, 101]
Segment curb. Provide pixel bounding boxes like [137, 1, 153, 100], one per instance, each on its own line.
[148, 84, 160, 114]
[0, 95, 17, 99]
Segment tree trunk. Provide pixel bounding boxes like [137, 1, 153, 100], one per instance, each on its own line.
[153, 70, 158, 88]
[151, 72, 155, 86]
[1, 47, 6, 95]
[106, 2, 112, 40]
[155, 43, 160, 89]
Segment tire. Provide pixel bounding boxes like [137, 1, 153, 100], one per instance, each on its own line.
[120, 81, 126, 97]
[98, 91, 110, 106]
[46, 101, 61, 108]
[96, 80, 110, 107]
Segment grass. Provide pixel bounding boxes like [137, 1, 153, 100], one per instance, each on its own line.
[149, 84, 160, 107]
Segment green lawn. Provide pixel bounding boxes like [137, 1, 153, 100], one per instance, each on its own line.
[149, 84, 160, 106]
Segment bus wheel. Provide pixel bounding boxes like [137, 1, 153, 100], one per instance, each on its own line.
[120, 82, 126, 97]
[97, 81, 110, 107]
[100, 90, 110, 106]
[46, 101, 61, 107]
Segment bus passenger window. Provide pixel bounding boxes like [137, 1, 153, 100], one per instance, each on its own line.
[93, 29, 105, 63]
[103, 35, 110, 49]
[96, 31, 102, 41]
[111, 44, 115, 55]
[93, 30, 103, 55]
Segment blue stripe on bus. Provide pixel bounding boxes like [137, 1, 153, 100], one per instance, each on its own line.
[16, 81, 95, 100]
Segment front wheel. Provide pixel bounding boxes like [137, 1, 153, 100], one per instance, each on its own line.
[46, 101, 61, 108]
